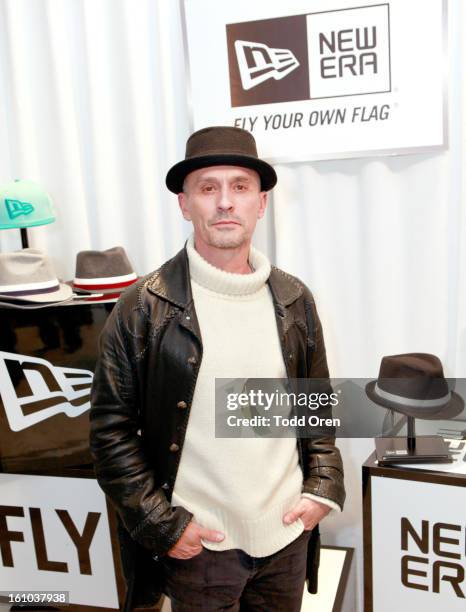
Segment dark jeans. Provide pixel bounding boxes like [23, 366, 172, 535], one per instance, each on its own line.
[161, 530, 311, 611]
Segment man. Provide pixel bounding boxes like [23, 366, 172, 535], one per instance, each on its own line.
[90, 126, 345, 611]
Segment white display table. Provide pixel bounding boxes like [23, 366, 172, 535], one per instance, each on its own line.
[363, 443, 466, 612]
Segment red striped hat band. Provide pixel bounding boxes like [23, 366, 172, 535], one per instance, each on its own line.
[73, 271, 137, 291]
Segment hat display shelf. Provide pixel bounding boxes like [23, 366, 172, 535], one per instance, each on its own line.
[0, 180, 74, 307]
[0, 179, 56, 249]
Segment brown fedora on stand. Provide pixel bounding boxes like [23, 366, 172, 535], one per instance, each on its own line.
[366, 353, 464, 465]
[165, 126, 277, 194]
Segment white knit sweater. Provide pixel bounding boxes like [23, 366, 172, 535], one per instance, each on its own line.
[170, 235, 337, 558]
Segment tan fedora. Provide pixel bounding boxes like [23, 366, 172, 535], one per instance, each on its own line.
[0, 249, 72, 306]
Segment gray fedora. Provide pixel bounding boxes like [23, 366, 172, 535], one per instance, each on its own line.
[72, 246, 137, 294]
[0, 249, 72, 306]
[165, 126, 277, 194]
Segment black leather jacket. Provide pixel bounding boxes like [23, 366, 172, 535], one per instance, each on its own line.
[89, 244, 345, 610]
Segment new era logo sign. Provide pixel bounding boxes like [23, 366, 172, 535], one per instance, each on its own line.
[227, 15, 310, 107]
[234, 40, 299, 90]
[0, 351, 93, 431]
[5, 199, 35, 219]
[227, 4, 391, 107]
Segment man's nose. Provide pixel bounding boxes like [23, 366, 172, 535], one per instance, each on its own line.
[217, 187, 234, 211]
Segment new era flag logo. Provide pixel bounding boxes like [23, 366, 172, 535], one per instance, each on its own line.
[234, 40, 300, 90]
[5, 199, 34, 219]
[227, 14, 310, 107]
[0, 351, 93, 431]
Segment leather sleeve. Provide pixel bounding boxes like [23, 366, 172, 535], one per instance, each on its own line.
[89, 300, 193, 557]
[301, 290, 346, 511]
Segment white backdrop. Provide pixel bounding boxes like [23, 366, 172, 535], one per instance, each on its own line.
[0, 1, 465, 610]
[0, 0, 192, 276]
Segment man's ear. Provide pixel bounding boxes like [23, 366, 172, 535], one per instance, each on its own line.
[257, 191, 268, 219]
[178, 192, 192, 221]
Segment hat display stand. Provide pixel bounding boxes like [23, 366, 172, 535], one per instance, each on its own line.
[0, 180, 77, 308]
[20, 227, 29, 248]
[1, 181, 139, 307]
[374, 414, 452, 465]
[366, 353, 464, 466]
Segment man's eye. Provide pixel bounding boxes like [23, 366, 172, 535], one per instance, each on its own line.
[203, 185, 215, 193]
[235, 184, 247, 191]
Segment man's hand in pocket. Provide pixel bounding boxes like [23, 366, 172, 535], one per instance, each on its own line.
[282, 498, 330, 531]
[167, 521, 225, 559]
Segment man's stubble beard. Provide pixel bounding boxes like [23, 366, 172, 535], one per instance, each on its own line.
[205, 226, 250, 249]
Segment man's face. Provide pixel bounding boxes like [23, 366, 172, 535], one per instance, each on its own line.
[178, 165, 268, 250]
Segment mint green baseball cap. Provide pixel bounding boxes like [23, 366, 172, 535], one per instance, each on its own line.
[0, 179, 56, 229]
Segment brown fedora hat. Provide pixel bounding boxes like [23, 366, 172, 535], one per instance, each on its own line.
[365, 353, 464, 419]
[165, 126, 277, 194]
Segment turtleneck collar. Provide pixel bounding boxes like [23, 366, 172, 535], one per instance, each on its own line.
[186, 234, 271, 296]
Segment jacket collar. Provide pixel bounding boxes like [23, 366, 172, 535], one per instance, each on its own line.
[268, 266, 303, 307]
[146, 243, 303, 309]
[146, 244, 193, 309]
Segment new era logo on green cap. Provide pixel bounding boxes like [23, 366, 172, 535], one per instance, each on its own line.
[0, 180, 55, 229]
[5, 199, 35, 219]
